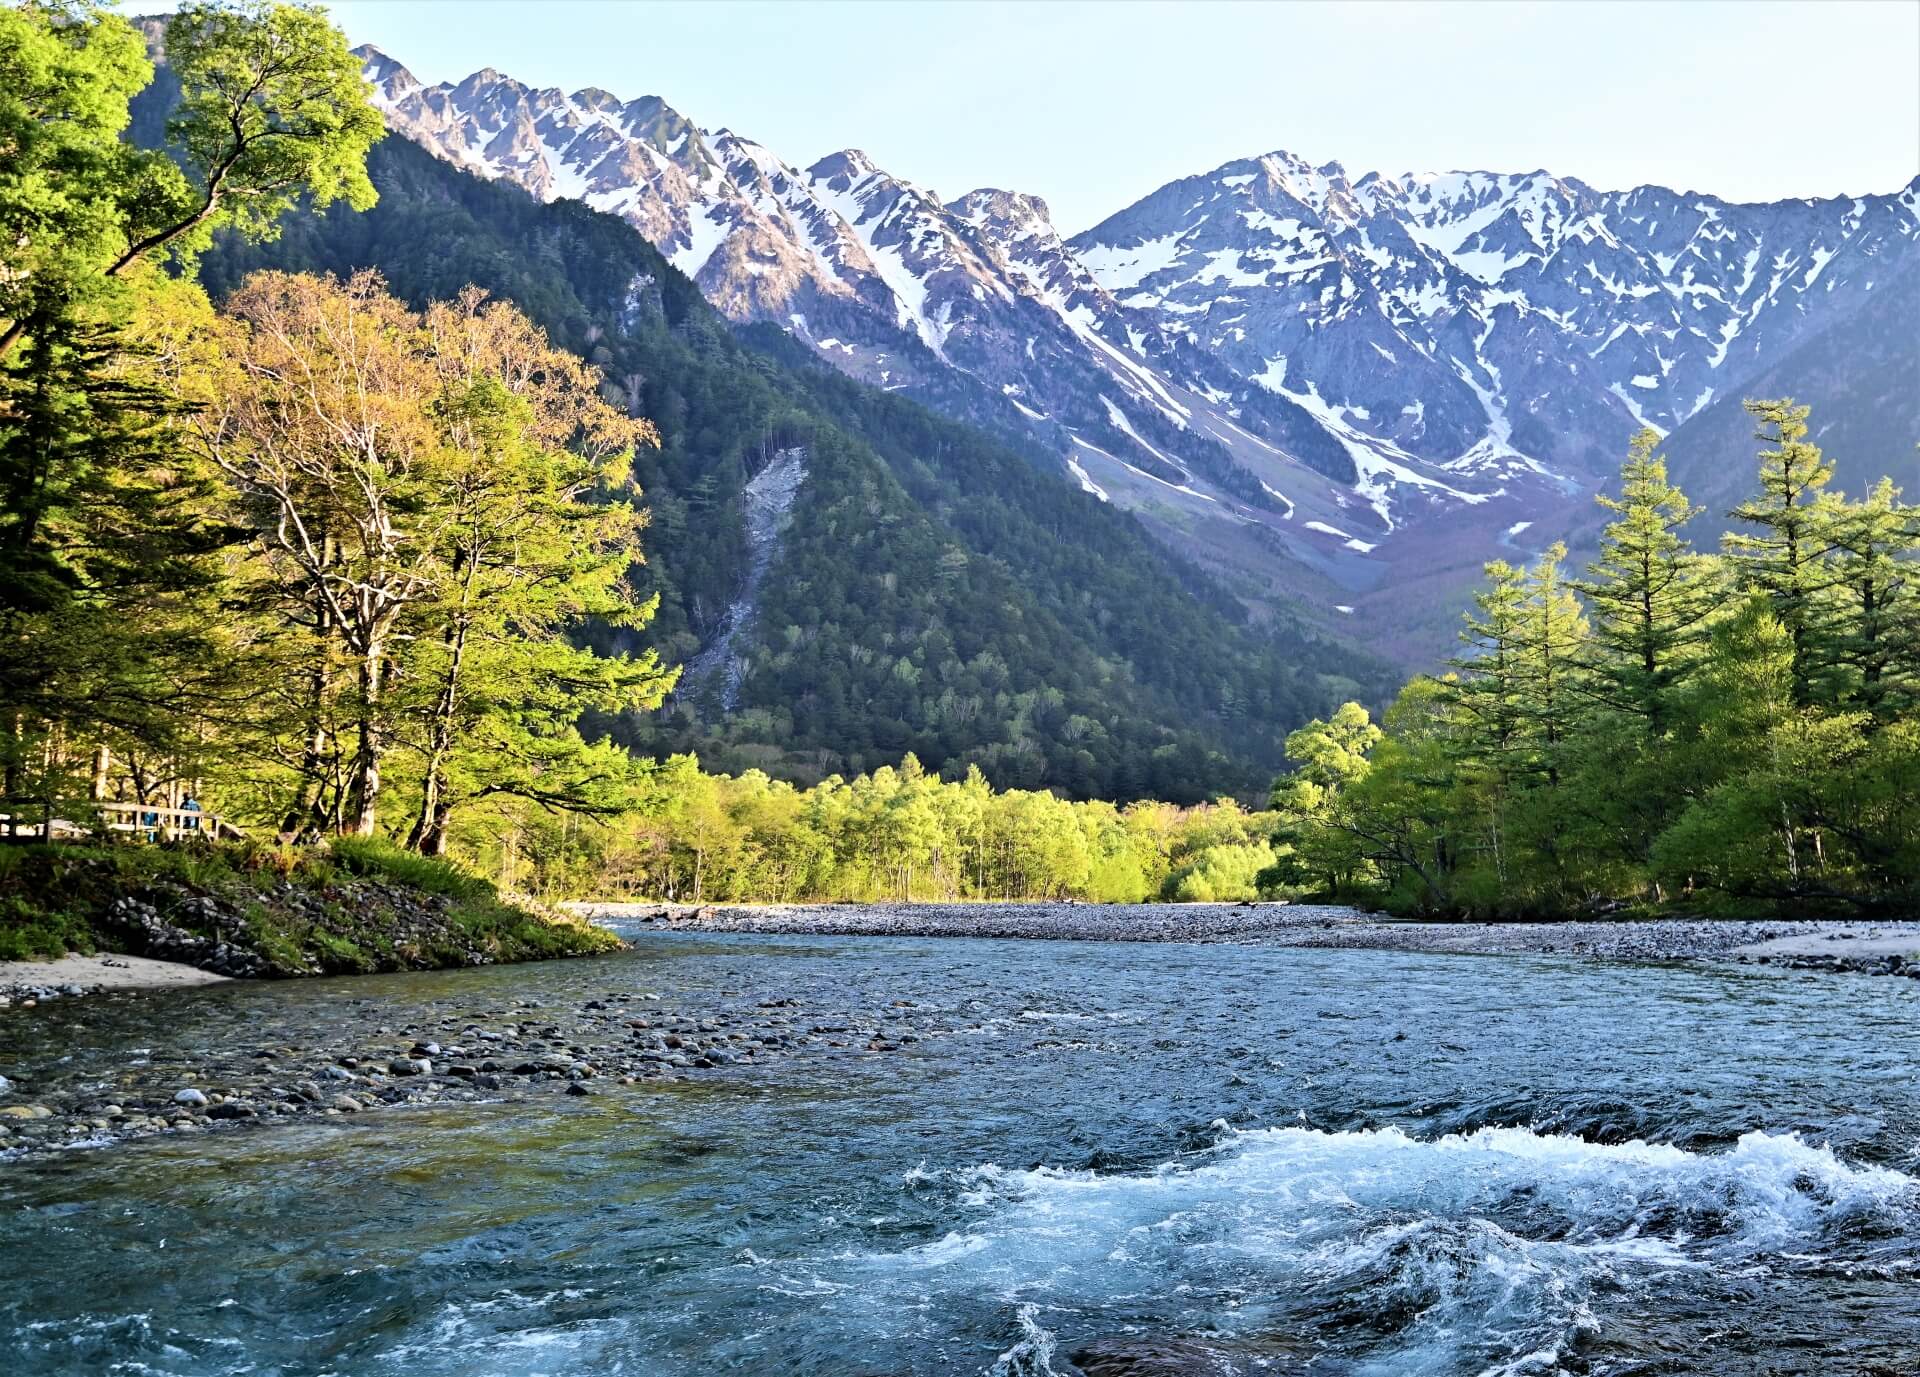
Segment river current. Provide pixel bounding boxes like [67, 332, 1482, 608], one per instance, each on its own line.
[2, 928, 1917, 1375]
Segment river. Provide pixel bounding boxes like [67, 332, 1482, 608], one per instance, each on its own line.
[3, 926, 1917, 1375]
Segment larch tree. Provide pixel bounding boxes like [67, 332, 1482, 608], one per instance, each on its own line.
[1823, 476, 1917, 728]
[1724, 400, 1837, 708]
[1573, 429, 1721, 736]
[1510, 543, 1589, 791]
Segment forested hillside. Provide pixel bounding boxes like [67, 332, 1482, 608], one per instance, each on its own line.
[186, 131, 1388, 800]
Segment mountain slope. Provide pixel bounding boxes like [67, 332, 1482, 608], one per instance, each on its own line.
[1073, 153, 1917, 490]
[352, 50, 1395, 614]
[352, 43, 1918, 665]
[1658, 254, 1920, 518]
[184, 131, 1388, 800]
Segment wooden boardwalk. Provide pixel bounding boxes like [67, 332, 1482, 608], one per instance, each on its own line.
[1, 800, 242, 843]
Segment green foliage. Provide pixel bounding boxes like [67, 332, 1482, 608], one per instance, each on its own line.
[0, 0, 379, 354]
[1572, 429, 1720, 735]
[0, 1, 158, 335]
[1272, 408, 1920, 917]
[154, 1, 383, 256]
[471, 754, 1279, 905]
[0, 0, 383, 817]
[1724, 399, 1838, 707]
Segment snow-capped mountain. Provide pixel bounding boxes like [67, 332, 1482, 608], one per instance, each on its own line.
[1072, 153, 1918, 488]
[356, 45, 1919, 650]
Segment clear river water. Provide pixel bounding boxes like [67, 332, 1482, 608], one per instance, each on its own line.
[2, 928, 1918, 1376]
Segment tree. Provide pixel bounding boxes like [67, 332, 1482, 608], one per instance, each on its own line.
[1654, 597, 1866, 903]
[1264, 701, 1380, 895]
[1823, 477, 1917, 728]
[0, 2, 158, 347]
[1724, 399, 1837, 708]
[400, 289, 672, 853]
[192, 271, 445, 835]
[1508, 543, 1588, 791]
[1574, 429, 1719, 736]
[1, 0, 381, 814]
[0, 287, 232, 798]
[1448, 558, 1529, 775]
[0, 0, 382, 360]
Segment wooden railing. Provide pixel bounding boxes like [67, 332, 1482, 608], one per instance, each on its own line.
[0, 799, 243, 844]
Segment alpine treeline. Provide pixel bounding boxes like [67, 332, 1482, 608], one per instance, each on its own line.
[1267, 406, 1918, 917]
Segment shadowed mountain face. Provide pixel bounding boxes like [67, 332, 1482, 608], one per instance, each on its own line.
[356, 45, 1916, 659]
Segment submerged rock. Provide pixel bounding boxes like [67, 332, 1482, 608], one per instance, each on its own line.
[1068, 1336, 1250, 1376]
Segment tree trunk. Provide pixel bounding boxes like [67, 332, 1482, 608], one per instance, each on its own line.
[283, 557, 338, 834]
[406, 599, 473, 853]
[347, 642, 385, 836]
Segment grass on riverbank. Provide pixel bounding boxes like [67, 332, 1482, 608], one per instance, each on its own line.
[0, 837, 621, 973]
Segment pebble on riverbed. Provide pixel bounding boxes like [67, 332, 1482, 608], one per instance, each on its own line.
[0, 978, 930, 1157]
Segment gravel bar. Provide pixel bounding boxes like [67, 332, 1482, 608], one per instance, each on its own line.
[581, 901, 1920, 975]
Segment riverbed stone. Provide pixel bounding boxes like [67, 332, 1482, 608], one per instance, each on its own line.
[173, 1088, 208, 1106]
[1068, 1336, 1249, 1376]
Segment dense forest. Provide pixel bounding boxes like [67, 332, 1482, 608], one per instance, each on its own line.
[1268, 410, 1919, 917]
[493, 753, 1281, 905]
[187, 131, 1388, 803]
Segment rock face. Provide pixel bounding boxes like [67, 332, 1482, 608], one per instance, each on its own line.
[356, 42, 1919, 649]
[676, 446, 809, 710]
[1071, 154, 1920, 495]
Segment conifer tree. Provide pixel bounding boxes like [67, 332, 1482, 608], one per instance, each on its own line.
[1823, 476, 1917, 728]
[1448, 559, 1530, 772]
[1574, 430, 1720, 735]
[1725, 399, 1837, 707]
[1511, 543, 1588, 789]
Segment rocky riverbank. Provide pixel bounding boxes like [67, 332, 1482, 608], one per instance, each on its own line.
[0, 967, 937, 1157]
[0, 839, 617, 980]
[0, 954, 231, 1010]
[579, 901, 1920, 977]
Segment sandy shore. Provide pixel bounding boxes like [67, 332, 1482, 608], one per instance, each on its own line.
[577, 901, 1920, 975]
[0, 953, 232, 1003]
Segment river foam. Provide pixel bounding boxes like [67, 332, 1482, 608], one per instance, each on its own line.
[804, 1124, 1917, 1375]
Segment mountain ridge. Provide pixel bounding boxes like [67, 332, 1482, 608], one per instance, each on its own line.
[351, 41, 1918, 660]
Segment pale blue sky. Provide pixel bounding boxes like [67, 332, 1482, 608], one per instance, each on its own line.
[136, 0, 1920, 233]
